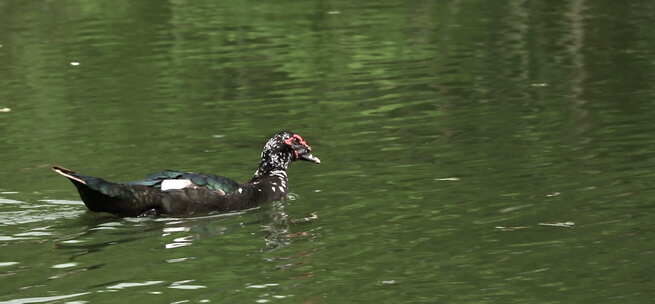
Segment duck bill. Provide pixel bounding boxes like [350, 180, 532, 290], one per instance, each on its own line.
[300, 153, 321, 164]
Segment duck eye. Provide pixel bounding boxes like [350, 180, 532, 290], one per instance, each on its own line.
[284, 134, 311, 149]
[283, 136, 298, 146]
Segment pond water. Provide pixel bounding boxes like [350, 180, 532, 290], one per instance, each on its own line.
[2, 0, 655, 303]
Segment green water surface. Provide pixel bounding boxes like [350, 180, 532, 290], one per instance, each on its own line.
[2, 1, 655, 303]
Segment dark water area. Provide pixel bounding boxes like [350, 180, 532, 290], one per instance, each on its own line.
[2, 0, 655, 303]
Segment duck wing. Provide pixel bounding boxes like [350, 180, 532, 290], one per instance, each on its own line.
[127, 170, 240, 194]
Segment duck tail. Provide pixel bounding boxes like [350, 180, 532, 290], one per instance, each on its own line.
[52, 166, 148, 216]
[52, 166, 88, 185]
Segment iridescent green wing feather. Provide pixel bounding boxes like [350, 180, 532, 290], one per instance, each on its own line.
[126, 170, 240, 194]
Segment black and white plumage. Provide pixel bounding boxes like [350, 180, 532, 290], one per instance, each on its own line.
[52, 131, 320, 217]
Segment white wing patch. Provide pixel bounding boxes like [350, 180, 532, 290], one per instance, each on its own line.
[161, 179, 193, 191]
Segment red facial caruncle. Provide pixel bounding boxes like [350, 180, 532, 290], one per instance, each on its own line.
[284, 134, 312, 159]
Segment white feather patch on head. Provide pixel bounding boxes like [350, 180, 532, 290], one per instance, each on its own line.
[161, 179, 193, 191]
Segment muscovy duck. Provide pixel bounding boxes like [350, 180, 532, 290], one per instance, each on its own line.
[52, 131, 320, 217]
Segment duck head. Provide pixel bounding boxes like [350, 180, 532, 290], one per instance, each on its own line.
[283, 132, 321, 164]
[253, 131, 320, 178]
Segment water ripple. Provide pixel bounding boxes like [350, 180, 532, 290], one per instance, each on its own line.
[0, 292, 90, 304]
[106, 281, 165, 290]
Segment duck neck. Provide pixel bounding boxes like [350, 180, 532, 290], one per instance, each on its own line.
[250, 150, 292, 182]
